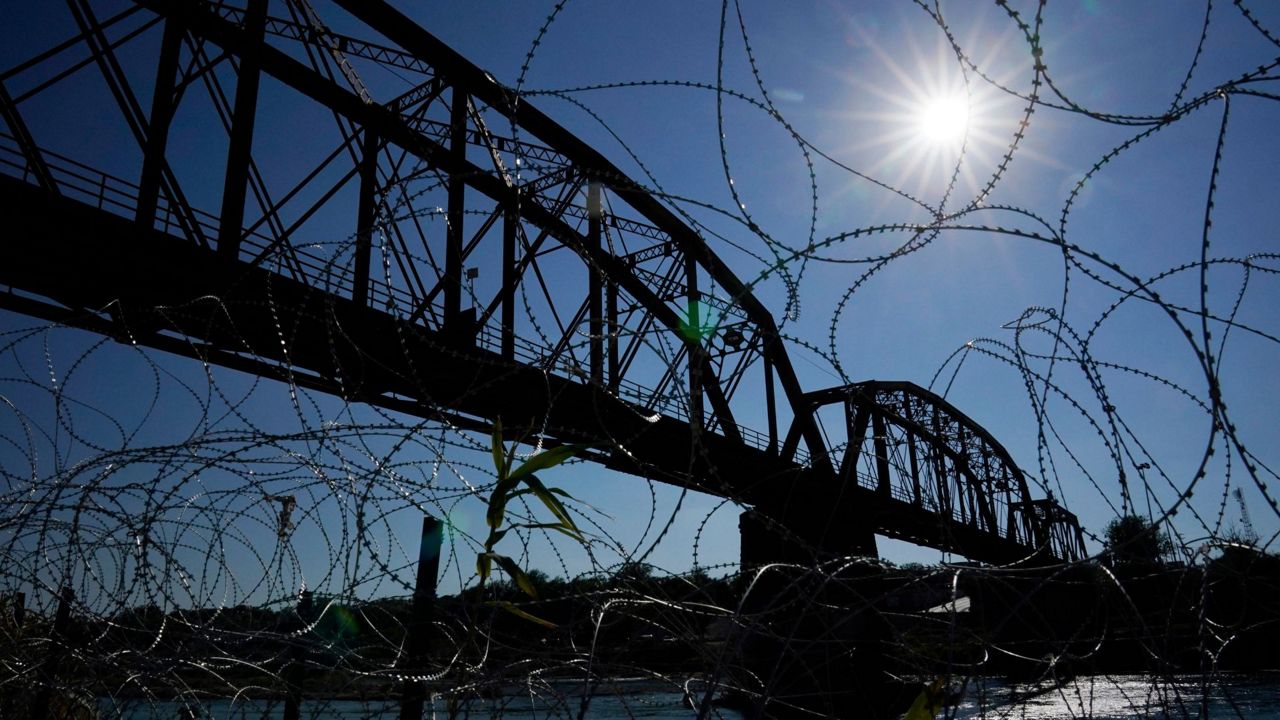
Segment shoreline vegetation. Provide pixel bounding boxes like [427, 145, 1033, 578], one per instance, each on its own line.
[7, 542, 1278, 715]
[86, 670, 1280, 701]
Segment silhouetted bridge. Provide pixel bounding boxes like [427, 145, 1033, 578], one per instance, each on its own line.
[0, 0, 1084, 565]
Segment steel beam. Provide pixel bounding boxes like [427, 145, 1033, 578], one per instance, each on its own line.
[0, 81, 58, 194]
[136, 15, 182, 227]
[444, 86, 466, 326]
[216, 0, 266, 258]
[588, 180, 603, 383]
[0, 176, 788, 505]
[501, 192, 517, 360]
[0, 0, 1083, 565]
[353, 128, 379, 306]
[330, 0, 810, 463]
[66, 0, 208, 247]
[142, 0, 745, 441]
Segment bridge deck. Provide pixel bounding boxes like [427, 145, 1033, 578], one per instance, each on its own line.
[0, 0, 1082, 565]
[0, 177, 1056, 564]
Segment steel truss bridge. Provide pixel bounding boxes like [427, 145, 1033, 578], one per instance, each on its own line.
[0, 0, 1084, 565]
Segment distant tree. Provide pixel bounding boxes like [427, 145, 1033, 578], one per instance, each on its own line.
[683, 566, 711, 586]
[1103, 514, 1174, 567]
[615, 561, 655, 584]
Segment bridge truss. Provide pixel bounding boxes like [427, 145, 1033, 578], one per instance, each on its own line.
[795, 382, 1086, 564]
[0, 0, 1083, 564]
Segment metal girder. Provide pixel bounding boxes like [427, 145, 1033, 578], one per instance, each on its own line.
[63, 0, 209, 247]
[138, 0, 752, 446]
[800, 380, 1085, 563]
[0, 176, 790, 504]
[0, 81, 58, 194]
[135, 14, 181, 226]
[329, 0, 822, 467]
[0, 0, 1083, 566]
[352, 128, 379, 307]
[216, 0, 265, 258]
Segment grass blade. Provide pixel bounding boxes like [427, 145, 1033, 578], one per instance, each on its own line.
[487, 600, 556, 629]
[507, 445, 578, 483]
[490, 419, 507, 479]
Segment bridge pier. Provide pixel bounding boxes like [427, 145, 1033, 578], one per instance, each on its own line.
[734, 504, 911, 720]
[738, 505, 877, 569]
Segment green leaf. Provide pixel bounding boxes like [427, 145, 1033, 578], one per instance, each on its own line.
[513, 522, 585, 541]
[507, 445, 579, 483]
[476, 552, 493, 582]
[485, 527, 510, 547]
[504, 428, 522, 481]
[521, 474, 582, 538]
[492, 489, 580, 539]
[486, 600, 556, 629]
[902, 678, 946, 720]
[486, 489, 511, 529]
[490, 418, 507, 479]
[489, 553, 538, 598]
[486, 472, 526, 529]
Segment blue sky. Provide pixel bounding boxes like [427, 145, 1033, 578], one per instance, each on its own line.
[1, 1, 1278, 607]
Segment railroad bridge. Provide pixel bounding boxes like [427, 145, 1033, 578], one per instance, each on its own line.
[0, 0, 1085, 566]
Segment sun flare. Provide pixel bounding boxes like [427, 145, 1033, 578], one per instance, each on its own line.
[915, 94, 970, 146]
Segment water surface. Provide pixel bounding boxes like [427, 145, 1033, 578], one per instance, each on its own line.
[98, 675, 1280, 719]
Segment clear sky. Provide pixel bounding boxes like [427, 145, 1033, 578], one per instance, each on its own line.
[1, 1, 1277, 608]
[392, 0, 1280, 571]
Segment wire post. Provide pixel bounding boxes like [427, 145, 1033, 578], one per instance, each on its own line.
[283, 590, 313, 720]
[30, 586, 73, 720]
[10, 591, 24, 627]
[401, 515, 443, 720]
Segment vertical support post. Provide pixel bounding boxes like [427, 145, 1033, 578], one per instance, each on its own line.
[283, 590, 313, 720]
[1004, 470, 1017, 542]
[501, 193, 517, 360]
[444, 88, 467, 327]
[136, 15, 182, 228]
[30, 587, 73, 720]
[0, 81, 59, 194]
[764, 354, 777, 454]
[11, 591, 25, 627]
[906, 433, 922, 505]
[779, 413, 805, 464]
[840, 401, 871, 486]
[217, 0, 267, 259]
[931, 411, 951, 517]
[902, 397, 922, 504]
[400, 515, 443, 720]
[587, 181, 603, 384]
[53, 587, 71, 632]
[839, 399, 856, 484]
[852, 402, 870, 473]
[978, 453, 997, 533]
[606, 281, 619, 390]
[955, 426, 973, 526]
[685, 252, 703, 429]
[871, 409, 892, 496]
[353, 129, 379, 307]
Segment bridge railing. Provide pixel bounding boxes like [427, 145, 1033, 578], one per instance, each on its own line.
[0, 131, 800, 466]
[803, 382, 1085, 562]
[468, 321, 798, 462]
[839, 441, 1002, 530]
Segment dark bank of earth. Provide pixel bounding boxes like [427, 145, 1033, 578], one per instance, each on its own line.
[4, 550, 1277, 717]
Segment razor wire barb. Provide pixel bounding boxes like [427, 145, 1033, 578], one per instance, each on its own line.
[2, 1, 1280, 719]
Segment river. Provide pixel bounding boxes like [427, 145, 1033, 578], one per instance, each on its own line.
[96, 674, 1280, 719]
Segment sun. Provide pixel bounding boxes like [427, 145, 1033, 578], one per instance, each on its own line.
[823, 12, 1027, 213]
[915, 93, 970, 146]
